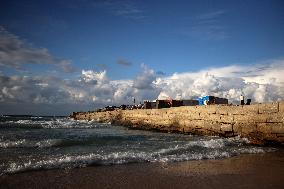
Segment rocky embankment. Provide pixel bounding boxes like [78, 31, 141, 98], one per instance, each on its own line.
[71, 101, 284, 145]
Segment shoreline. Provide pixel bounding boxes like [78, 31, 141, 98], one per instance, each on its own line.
[1, 149, 283, 189]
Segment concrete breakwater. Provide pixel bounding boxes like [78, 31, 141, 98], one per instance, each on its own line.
[71, 101, 284, 145]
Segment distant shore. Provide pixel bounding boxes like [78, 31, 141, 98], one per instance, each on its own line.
[1, 149, 283, 189]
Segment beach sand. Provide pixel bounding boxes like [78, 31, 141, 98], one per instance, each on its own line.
[1, 150, 283, 189]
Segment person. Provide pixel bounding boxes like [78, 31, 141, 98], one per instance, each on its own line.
[240, 94, 245, 105]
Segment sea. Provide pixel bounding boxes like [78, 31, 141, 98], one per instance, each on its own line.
[0, 116, 276, 175]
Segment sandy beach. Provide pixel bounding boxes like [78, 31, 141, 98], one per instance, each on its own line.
[1, 149, 283, 189]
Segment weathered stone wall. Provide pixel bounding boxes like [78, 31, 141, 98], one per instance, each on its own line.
[71, 101, 284, 145]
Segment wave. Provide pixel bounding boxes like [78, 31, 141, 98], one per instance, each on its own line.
[0, 118, 105, 129]
[1, 136, 275, 175]
[0, 139, 63, 148]
[2, 147, 273, 175]
[0, 136, 131, 149]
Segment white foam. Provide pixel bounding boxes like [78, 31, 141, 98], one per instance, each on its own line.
[35, 139, 62, 148]
[2, 142, 275, 175]
[0, 139, 62, 148]
[1, 118, 102, 129]
[0, 139, 27, 148]
[16, 120, 32, 124]
[31, 116, 43, 119]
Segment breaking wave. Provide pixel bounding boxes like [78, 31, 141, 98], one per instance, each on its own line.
[1, 136, 275, 175]
[0, 118, 107, 129]
[0, 139, 63, 148]
[0, 116, 277, 176]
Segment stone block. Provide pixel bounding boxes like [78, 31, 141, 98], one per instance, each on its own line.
[204, 121, 221, 132]
[276, 134, 284, 142]
[168, 107, 177, 111]
[233, 122, 257, 134]
[165, 114, 175, 119]
[204, 105, 217, 114]
[242, 104, 259, 115]
[233, 122, 243, 134]
[258, 102, 279, 114]
[151, 109, 160, 116]
[199, 112, 210, 120]
[271, 123, 284, 134]
[183, 126, 194, 133]
[177, 119, 186, 127]
[234, 114, 266, 123]
[171, 106, 189, 113]
[203, 120, 214, 127]
[188, 105, 206, 114]
[266, 113, 284, 123]
[185, 106, 196, 113]
[242, 123, 257, 134]
[184, 120, 194, 127]
[194, 120, 206, 129]
[216, 105, 242, 115]
[156, 120, 172, 127]
[220, 115, 234, 123]
[145, 110, 151, 115]
[279, 101, 284, 112]
[184, 120, 204, 129]
[233, 115, 250, 122]
[178, 113, 192, 119]
[188, 112, 201, 120]
[161, 112, 169, 119]
[220, 123, 233, 132]
[257, 123, 272, 133]
[209, 114, 221, 122]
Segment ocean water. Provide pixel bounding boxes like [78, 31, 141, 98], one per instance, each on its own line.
[0, 116, 276, 175]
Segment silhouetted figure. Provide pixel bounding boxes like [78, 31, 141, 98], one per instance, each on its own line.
[240, 94, 245, 105]
[246, 99, 251, 105]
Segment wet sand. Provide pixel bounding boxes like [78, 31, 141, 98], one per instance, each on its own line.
[1, 150, 284, 189]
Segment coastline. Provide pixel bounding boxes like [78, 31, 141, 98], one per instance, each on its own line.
[71, 101, 284, 145]
[1, 149, 283, 189]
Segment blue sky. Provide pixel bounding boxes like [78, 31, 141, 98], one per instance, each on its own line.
[1, 0, 284, 115]
[1, 0, 284, 78]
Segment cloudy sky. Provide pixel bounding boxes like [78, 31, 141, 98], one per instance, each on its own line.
[0, 0, 284, 115]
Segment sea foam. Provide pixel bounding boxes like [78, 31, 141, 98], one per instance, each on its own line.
[0, 139, 62, 148]
[1, 137, 275, 175]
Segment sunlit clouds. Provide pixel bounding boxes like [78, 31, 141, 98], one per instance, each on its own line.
[1, 59, 284, 114]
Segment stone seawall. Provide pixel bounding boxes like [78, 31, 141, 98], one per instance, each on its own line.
[71, 101, 284, 145]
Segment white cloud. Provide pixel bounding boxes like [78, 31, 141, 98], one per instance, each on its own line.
[81, 70, 109, 85]
[155, 59, 284, 103]
[1, 59, 284, 115]
[133, 63, 157, 89]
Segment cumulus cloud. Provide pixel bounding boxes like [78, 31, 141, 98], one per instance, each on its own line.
[0, 26, 75, 72]
[81, 70, 109, 85]
[155, 59, 284, 103]
[133, 64, 157, 89]
[1, 59, 284, 115]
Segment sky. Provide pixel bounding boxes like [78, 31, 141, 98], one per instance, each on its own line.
[0, 0, 284, 115]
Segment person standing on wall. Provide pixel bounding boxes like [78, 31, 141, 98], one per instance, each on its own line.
[240, 94, 245, 105]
